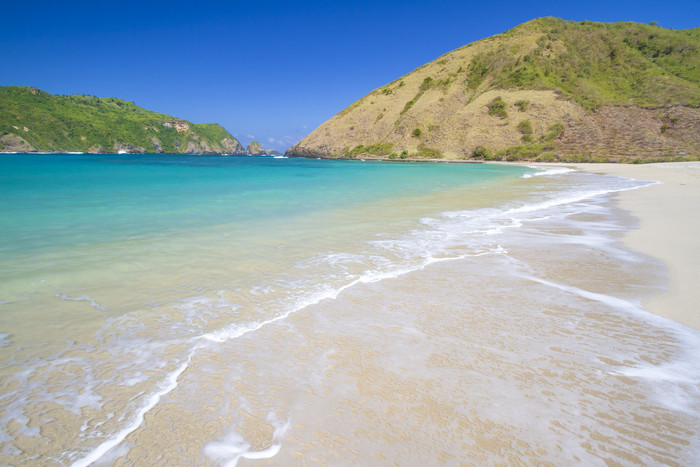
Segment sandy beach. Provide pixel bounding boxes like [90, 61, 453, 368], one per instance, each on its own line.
[571, 162, 700, 332]
[3, 157, 700, 465]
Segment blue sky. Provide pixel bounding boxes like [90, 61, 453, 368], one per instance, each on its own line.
[2, 0, 698, 151]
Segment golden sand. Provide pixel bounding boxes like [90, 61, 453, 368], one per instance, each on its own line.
[572, 162, 700, 331]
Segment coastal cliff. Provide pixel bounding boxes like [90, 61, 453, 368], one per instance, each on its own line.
[0, 86, 246, 154]
[287, 18, 700, 162]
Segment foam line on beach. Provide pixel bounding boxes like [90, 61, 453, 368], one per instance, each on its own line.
[525, 269, 699, 336]
[57, 294, 109, 312]
[70, 258, 464, 462]
[504, 182, 656, 215]
[66, 169, 658, 464]
[204, 414, 290, 466]
[200, 252, 484, 343]
[71, 352, 194, 467]
[515, 269, 700, 414]
[522, 166, 576, 178]
[200, 171, 653, 345]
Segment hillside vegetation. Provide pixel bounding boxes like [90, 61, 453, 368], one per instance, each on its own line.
[0, 86, 245, 154]
[287, 18, 700, 162]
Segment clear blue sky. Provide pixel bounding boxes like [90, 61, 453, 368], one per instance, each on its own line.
[2, 0, 698, 151]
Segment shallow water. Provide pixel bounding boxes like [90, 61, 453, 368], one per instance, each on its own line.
[1, 154, 698, 465]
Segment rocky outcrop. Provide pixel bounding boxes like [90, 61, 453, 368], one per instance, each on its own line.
[113, 142, 147, 154]
[185, 141, 200, 154]
[0, 133, 35, 152]
[246, 141, 265, 155]
[162, 120, 191, 132]
[286, 145, 325, 158]
[221, 137, 245, 154]
[151, 137, 164, 153]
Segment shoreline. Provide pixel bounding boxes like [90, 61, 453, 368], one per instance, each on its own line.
[3, 156, 699, 464]
[568, 162, 700, 332]
[5, 152, 698, 332]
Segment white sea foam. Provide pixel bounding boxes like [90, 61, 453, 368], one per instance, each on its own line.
[115, 174, 650, 451]
[204, 413, 290, 466]
[514, 265, 700, 416]
[617, 357, 700, 414]
[522, 166, 576, 178]
[71, 351, 194, 467]
[249, 284, 274, 296]
[90, 441, 133, 466]
[502, 184, 651, 215]
[57, 294, 109, 312]
[517, 272, 643, 314]
[202, 245, 501, 345]
[169, 292, 241, 335]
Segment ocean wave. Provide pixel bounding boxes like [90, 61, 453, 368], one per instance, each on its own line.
[522, 166, 577, 178]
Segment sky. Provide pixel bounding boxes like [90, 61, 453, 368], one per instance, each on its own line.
[2, 0, 698, 152]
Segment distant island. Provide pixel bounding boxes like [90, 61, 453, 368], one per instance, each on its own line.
[0, 86, 273, 156]
[287, 17, 700, 163]
[245, 141, 281, 156]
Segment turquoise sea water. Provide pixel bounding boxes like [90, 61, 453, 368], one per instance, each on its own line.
[1, 154, 523, 254]
[1, 154, 699, 465]
[0, 154, 530, 341]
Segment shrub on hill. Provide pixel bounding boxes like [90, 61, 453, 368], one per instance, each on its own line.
[487, 97, 508, 118]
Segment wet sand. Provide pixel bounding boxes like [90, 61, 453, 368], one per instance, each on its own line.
[571, 162, 700, 331]
[7, 161, 699, 465]
[107, 173, 700, 465]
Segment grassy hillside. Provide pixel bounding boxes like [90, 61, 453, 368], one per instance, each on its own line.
[0, 86, 244, 154]
[287, 18, 700, 162]
[475, 18, 700, 109]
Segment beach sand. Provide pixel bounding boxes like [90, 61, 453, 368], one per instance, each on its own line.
[125, 162, 700, 465]
[5, 160, 699, 465]
[571, 162, 700, 331]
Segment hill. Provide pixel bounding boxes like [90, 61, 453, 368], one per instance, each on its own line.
[287, 18, 700, 163]
[0, 86, 245, 154]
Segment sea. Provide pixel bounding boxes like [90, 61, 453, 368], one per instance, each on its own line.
[1, 153, 699, 465]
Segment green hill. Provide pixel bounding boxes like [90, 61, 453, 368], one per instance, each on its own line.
[471, 17, 700, 109]
[0, 86, 245, 154]
[287, 18, 700, 162]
